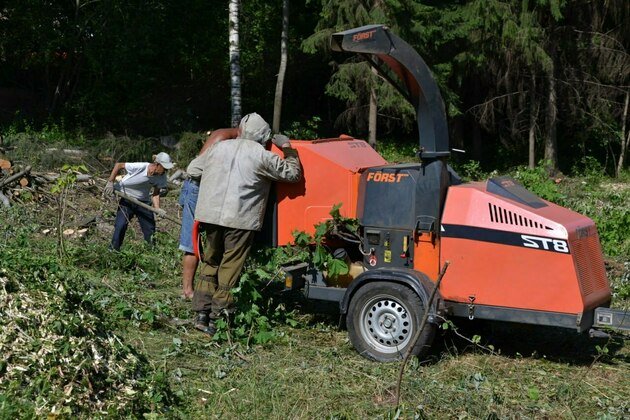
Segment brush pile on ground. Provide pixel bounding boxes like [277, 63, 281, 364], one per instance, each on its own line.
[0, 262, 176, 417]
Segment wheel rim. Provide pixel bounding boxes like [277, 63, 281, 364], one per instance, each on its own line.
[358, 293, 414, 354]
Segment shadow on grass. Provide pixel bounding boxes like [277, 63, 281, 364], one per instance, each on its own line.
[272, 291, 628, 366]
[280, 292, 343, 327]
[432, 319, 628, 366]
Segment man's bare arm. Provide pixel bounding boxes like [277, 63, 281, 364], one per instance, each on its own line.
[199, 127, 239, 155]
[151, 191, 160, 209]
[107, 162, 126, 182]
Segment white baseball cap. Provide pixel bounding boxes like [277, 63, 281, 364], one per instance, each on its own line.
[155, 152, 175, 169]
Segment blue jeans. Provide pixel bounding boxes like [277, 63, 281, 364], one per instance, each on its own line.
[178, 178, 200, 253]
[110, 198, 155, 250]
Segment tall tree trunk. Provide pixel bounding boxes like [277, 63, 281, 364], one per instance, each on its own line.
[472, 122, 482, 162]
[528, 74, 538, 169]
[368, 68, 377, 148]
[272, 0, 289, 133]
[471, 81, 482, 161]
[616, 90, 629, 177]
[543, 65, 558, 174]
[229, 0, 241, 127]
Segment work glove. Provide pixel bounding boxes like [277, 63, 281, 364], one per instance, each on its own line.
[272, 134, 290, 149]
[103, 181, 114, 197]
[154, 208, 167, 219]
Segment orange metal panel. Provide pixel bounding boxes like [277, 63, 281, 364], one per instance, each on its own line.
[440, 182, 611, 314]
[413, 232, 440, 281]
[569, 230, 611, 309]
[273, 137, 386, 245]
[440, 237, 584, 313]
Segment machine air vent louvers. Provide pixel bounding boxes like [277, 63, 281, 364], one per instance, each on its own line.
[571, 233, 608, 297]
[488, 203, 553, 230]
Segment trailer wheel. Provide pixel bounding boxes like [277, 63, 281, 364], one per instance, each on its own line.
[347, 282, 435, 362]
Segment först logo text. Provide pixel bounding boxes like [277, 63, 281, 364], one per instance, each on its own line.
[366, 172, 409, 183]
[352, 30, 376, 42]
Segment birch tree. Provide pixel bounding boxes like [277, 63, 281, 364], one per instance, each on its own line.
[561, 1, 629, 177]
[272, 0, 289, 133]
[618, 92, 629, 177]
[229, 0, 242, 127]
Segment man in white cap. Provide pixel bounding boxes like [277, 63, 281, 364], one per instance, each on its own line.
[103, 152, 175, 250]
[189, 113, 302, 335]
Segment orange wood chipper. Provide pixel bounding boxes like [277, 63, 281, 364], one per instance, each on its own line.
[264, 25, 627, 361]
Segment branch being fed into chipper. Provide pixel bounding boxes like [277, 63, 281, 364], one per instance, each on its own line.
[113, 190, 181, 226]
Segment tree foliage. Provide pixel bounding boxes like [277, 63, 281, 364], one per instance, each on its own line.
[303, 0, 417, 140]
[0, 0, 627, 173]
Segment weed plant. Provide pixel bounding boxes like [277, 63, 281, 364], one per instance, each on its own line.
[511, 163, 565, 202]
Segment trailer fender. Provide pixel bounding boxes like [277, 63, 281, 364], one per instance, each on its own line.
[340, 268, 443, 324]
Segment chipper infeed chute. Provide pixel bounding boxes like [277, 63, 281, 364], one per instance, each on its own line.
[331, 24, 449, 159]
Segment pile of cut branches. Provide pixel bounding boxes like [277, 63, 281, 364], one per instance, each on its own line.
[0, 158, 95, 209]
[0, 264, 177, 417]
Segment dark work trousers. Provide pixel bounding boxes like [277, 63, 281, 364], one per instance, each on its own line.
[110, 198, 156, 250]
[192, 223, 255, 320]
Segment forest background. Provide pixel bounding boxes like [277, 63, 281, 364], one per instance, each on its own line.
[0, 1, 629, 418]
[0, 0, 628, 175]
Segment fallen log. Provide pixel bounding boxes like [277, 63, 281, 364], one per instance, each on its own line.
[113, 190, 181, 226]
[0, 158, 11, 170]
[45, 148, 87, 157]
[0, 165, 31, 189]
[34, 172, 93, 183]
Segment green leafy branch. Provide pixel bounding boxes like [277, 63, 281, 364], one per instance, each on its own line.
[295, 203, 361, 278]
[213, 204, 361, 347]
[51, 164, 87, 258]
[213, 247, 302, 347]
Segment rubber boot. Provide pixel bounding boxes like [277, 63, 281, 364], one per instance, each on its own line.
[194, 312, 216, 336]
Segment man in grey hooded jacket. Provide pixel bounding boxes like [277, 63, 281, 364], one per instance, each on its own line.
[189, 113, 302, 334]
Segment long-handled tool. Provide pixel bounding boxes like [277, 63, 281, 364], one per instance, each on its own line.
[113, 190, 181, 226]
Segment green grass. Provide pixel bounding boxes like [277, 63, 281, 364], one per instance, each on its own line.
[0, 135, 628, 418]
[119, 316, 629, 418]
[1, 186, 628, 418]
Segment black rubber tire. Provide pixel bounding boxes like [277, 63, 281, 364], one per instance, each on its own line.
[347, 282, 436, 362]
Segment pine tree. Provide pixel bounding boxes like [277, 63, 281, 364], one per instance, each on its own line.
[302, 0, 416, 147]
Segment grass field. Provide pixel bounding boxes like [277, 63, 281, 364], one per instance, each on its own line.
[0, 138, 628, 418]
[123, 306, 630, 418]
